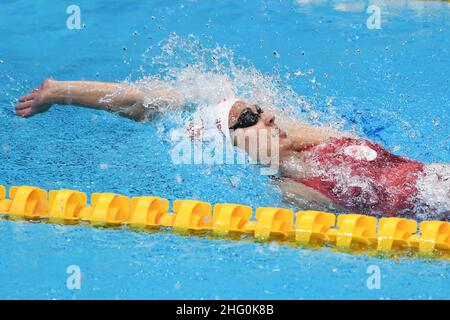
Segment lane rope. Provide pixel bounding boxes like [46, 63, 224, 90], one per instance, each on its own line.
[0, 185, 449, 259]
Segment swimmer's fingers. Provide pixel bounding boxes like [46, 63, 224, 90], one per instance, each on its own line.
[18, 94, 34, 103]
[15, 100, 32, 110]
[15, 101, 33, 117]
[18, 88, 40, 103]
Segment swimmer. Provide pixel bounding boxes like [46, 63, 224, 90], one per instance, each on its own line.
[15, 78, 450, 220]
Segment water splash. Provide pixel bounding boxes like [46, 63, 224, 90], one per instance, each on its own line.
[414, 164, 450, 221]
[131, 33, 340, 128]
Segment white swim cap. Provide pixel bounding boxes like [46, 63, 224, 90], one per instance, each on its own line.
[187, 97, 238, 146]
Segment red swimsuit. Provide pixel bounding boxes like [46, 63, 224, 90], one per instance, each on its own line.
[289, 137, 424, 216]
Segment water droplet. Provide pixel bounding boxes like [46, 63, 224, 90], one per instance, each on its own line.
[268, 241, 279, 251]
[2, 143, 10, 154]
[255, 246, 264, 254]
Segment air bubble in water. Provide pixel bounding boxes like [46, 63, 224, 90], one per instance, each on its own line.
[2, 143, 10, 154]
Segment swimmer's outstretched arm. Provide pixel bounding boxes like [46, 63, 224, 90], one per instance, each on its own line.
[15, 78, 184, 121]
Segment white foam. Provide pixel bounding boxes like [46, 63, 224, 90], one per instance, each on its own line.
[414, 163, 450, 220]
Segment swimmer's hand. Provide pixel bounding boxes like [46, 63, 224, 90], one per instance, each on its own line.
[15, 79, 55, 117]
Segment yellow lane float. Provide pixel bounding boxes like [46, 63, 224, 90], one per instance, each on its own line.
[0, 185, 449, 260]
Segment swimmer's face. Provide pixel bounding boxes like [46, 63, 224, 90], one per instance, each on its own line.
[229, 101, 291, 160]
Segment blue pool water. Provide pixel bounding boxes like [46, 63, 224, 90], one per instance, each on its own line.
[0, 0, 449, 299]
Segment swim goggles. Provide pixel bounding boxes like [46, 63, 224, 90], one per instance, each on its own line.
[229, 105, 263, 131]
